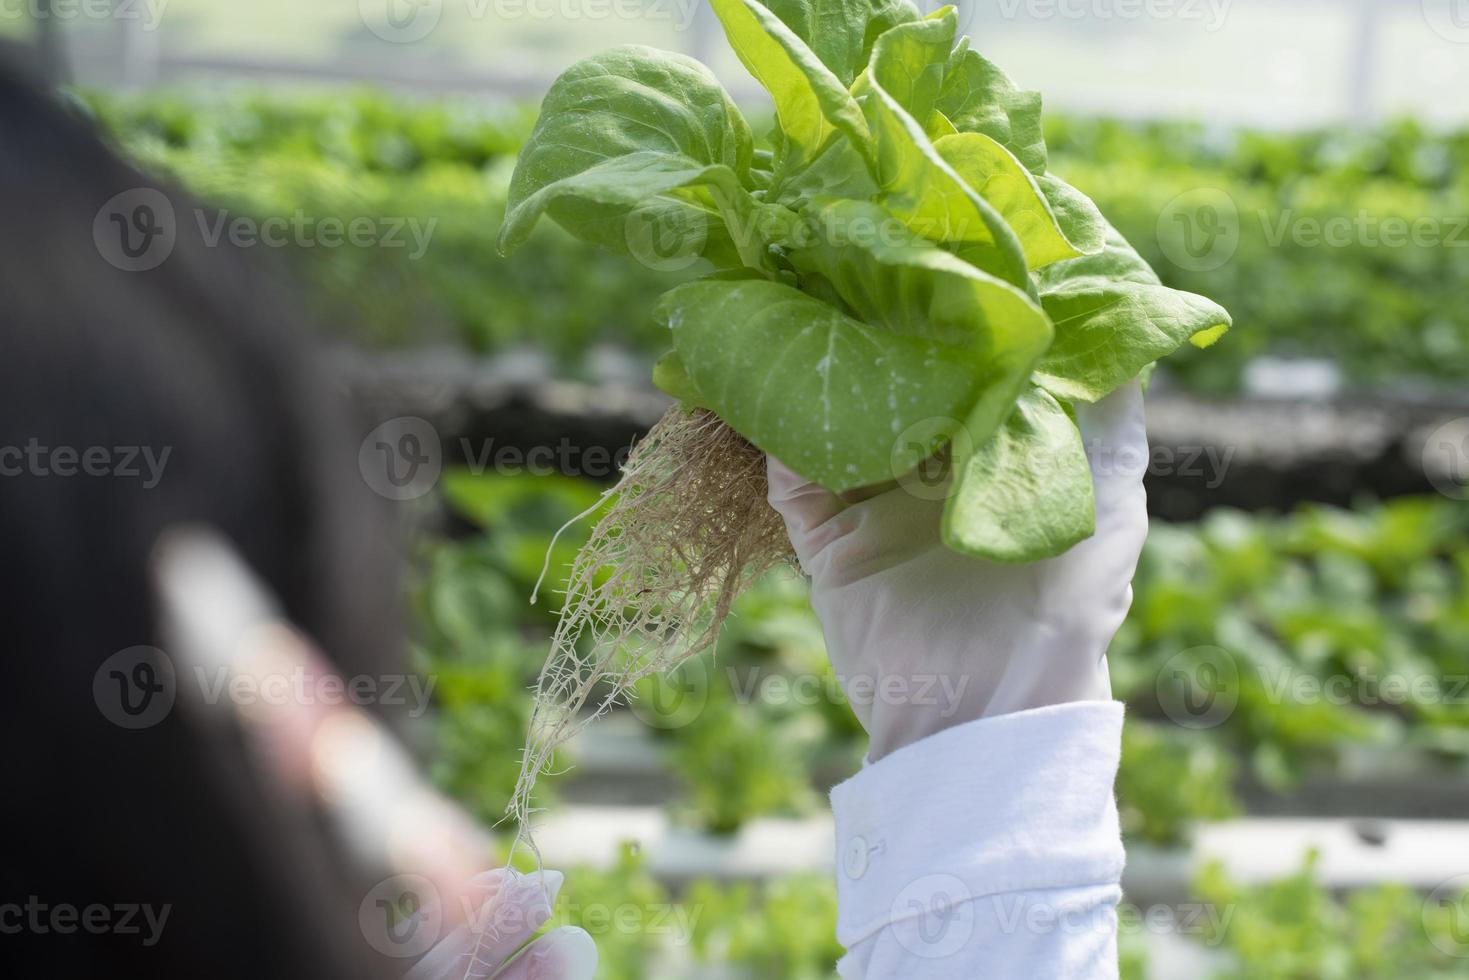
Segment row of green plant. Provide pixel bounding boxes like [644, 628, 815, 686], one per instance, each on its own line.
[531, 844, 842, 980]
[87, 90, 1469, 392]
[416, 470, 1469, 849]
[82, 90, 535, 174]
[538, 843, 1469, 980]
[85, 90, 1469, 194]
[1115, 496, 1469, 792]
[1047, 116, 1469, 196]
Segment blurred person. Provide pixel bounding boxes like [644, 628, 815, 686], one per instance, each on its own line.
[0, 54, 592, 979]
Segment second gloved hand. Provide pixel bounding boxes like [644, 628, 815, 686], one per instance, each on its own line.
[407, 869, 596, 980]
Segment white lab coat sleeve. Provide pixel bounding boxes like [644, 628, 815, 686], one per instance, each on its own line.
[829, 700, 1126, 979]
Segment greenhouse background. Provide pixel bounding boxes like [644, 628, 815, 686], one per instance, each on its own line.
[7, 0, 1469, 976]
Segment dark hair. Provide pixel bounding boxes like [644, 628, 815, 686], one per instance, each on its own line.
[0, 56, 408, 977]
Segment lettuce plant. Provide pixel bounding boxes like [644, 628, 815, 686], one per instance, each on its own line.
[494, 3, 1232, 889]
[500, 0, 1229, 562]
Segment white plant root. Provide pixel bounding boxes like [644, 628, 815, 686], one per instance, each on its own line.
[506, 406, 794, 862]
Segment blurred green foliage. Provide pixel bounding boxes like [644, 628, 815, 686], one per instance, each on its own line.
[83, 91, 1469, 392]
[1193, 851, 1469, 979]
[1112, 498, 1469, 794]
[420, 470, 1469, 844]
[553, 844, 674, 980]
[409, 472, 1468, 977]
[687, 874, 843, 979]
[1118, 721, 1239, 846]
[81, 90, 691, 366]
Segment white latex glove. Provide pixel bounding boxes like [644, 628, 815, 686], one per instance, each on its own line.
[767, 381, 1149, 761]
[407, 869, 597, 980]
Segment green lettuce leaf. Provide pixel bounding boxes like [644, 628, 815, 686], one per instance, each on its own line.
[652, 350, 705, 406]
[1034, 227, 1232, 403]
[1036, 173, 1107, 254]
[861, 10, 956, 126]
[943, 385, 1095, 562]
[936, 40, 1047, 174]
[786, 199, 1053, 450]
[862, 27, 1030, 290]
[710, 0, 871, 178]
[498, 47, 753, 262]
[500, 153, 761, 269]
[500, 7, 1232, 564]
[935, 132, 1098, 269]
[657, 277, 1014, 491]
[758, 0, 921, 87]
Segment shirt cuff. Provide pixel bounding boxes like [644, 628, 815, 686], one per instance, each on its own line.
[828, 700, 1126, 950]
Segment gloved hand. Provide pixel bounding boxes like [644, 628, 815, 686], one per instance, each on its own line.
[408, 868, 596, 980]
[767, 381, 1149, 761]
